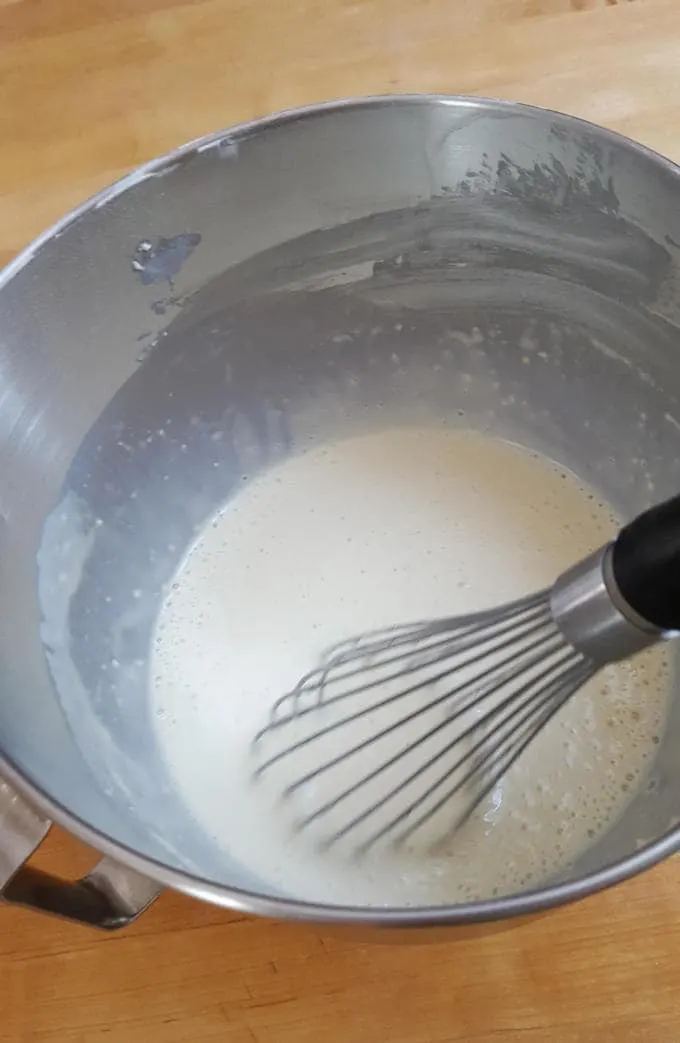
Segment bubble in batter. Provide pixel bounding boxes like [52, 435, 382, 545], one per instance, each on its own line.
[151, 427, 670, 907]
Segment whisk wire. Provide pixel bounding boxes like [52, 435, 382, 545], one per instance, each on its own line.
[254, 597, 557, 769]
[321, 591, 548, 668]
[390, 657, 596, 850]
[288, 625, 566, 806]
[252, 588, 602, 854]
[258, 592, 550, 734]
[314, 646, 591, 853]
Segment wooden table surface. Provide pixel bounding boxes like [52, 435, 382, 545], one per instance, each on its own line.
[3, 0, 680, 1039]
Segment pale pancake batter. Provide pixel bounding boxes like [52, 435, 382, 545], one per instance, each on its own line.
[151, 428, 670, 906]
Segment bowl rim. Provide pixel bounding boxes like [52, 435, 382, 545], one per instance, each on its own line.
[3, 91, 680, 926]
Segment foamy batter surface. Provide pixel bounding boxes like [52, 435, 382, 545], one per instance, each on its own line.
[152, 428, 669, 906]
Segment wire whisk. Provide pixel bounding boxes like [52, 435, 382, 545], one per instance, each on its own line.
[252, 494, 680, 855]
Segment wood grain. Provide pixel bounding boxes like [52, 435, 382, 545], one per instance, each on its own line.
[2, 0, 680, 1039]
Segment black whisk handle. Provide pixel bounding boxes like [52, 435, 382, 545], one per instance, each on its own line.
[611, 493, 680, 632]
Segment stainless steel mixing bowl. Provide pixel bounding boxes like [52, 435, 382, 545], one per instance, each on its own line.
[1, 95, 679, 931]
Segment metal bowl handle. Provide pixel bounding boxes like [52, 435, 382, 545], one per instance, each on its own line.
[0, 778, 161, 929]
